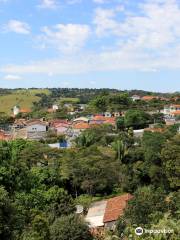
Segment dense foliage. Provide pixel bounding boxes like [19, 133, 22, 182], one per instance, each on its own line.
[0, 88, 179, 239]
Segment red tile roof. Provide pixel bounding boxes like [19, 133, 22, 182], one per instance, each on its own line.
[73, 122, 91, 129]
[20, 108, 31, 113]
[171, 110, 180, 115]
[142, 96, 158, 101]
[104, 118, 116, 125]
[93, 115, 107, 121]
[103, 194, 133, 223]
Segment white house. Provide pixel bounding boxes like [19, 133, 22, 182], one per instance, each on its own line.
[26, 120, 47, 140]
[131, 95, 141, 101]
[161, 104, 180, 117]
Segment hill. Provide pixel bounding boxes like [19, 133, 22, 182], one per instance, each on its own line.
[0, 89, 50, 115]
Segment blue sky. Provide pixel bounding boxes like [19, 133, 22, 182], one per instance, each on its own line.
[0, 0, 180, 92]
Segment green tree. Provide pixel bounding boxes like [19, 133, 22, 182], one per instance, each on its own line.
[0, 186, 17, 240]
[161, 135, 180, 190]
[50, 214, 93, 240]
[125, 110, 151, 129]
[124, 186, 167, 225]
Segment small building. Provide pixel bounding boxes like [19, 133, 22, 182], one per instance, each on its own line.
[72, 122, 91, 136]
[85, 194, 133, 230]
[142, 96, 159, 101]
[12, 106, 31, 116]
[26, 120, 48, 140]
[52, 104, 59, 111]
[131, 95, 141, 101]
[12, 119, 48, 140]
[162, 104, 180, 117]
[89, 115, 116, 126]
[13, 106, 20, 116]
[50, 120, 70, 136]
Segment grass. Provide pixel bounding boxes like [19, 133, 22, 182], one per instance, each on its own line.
[0, 89, 50, 115]
[58, 97, 80, 104]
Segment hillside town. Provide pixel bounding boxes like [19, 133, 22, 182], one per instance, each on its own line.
[1, 94, 180, 144]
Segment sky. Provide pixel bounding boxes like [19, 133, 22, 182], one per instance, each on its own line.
[0, 0, 180, 92]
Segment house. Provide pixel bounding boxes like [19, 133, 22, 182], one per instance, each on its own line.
[89, 115, 116, 126]
[85, 193, 133, 230]
[131, 95, 141, 101]
[52, 104, 59, 111]
[142, 96, 159, 101]
[12, 119, 48, 140]
[50, 120, 70, 136]
[72, 122, 91, 136]
[170, 110, 180, 118]
[161, 104, 180, 117]
[26, 120, 48, 140]
[13, 119, 27, 129]
[48, 104, 59, 113]
[12, 106, 31, 116]
[104, 117, 116, 125]
[90, 115, 106, 124]
[103, 194, 133, 229]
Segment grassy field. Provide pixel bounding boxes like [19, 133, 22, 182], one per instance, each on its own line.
[0, 89, 50, 115]
[58, 97, 80, 104]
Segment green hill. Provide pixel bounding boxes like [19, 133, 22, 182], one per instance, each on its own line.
[0, 89, 50, 115]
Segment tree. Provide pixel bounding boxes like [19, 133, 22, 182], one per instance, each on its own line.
[124, 186, 167, 225]
[116, 117, 125, 131]
[125, 110, 151, 129]
[50, 214, 93, 240]
[0, 186, 17, 240]
[161, 135, 180, 190]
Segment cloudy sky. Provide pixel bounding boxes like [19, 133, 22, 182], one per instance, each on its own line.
[0, 0, 180, 92]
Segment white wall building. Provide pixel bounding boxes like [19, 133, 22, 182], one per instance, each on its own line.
[13, 106, 20, 116]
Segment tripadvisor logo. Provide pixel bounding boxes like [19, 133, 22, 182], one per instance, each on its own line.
[135, 227, 174, 236]
[135, 227, 143, 236]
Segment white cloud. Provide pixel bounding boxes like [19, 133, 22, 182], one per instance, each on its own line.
[1, 0, 180, 76]
[38, 0, 58, 9]
[4, 74, 22, 80]
[3, 20, 30, 34]
[93, 7, 119, 36]
[39, 23, 91, 53]
[93, 0, 109, 4]
[94, 0, 180, 51]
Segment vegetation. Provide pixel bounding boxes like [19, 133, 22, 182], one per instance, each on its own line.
[0, 89, 50, 115]
[0, 88, 179, 239]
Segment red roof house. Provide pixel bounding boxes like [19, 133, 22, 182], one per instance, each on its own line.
[103, 194, 133, 228]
